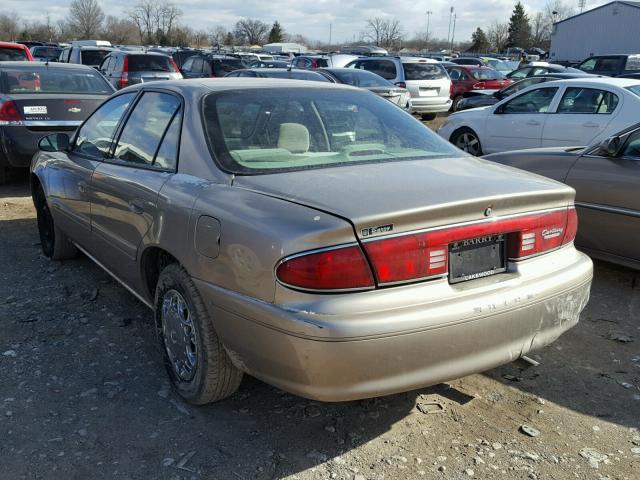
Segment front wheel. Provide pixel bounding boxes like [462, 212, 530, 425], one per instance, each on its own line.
[451, 96, 464, 112]
[155, 264, 243, 404]
[34, 187, 77, 260]
[451, 128, 483, 156]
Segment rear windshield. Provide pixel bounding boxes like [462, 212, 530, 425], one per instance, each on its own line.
[469, 69, 505, 80]
[0, 67, 113, 94]
[213, 58, 244, 76]
[330, 70, 392, 87]
[202, 88, 461, 174]
[257, 70, 329, 82]
[0, 47, 29, 61]
[128, 55, 174, 72]
[314, 58, 329, 67]
[402, 63, 447, 80]
[81, 49, 111, 66]
[31, 47, 62, 58]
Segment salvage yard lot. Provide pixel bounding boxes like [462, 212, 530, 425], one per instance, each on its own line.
[1, 177, 639, 480]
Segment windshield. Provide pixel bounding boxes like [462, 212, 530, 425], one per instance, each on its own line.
[486, 59, 510, 71]
[402, 62, 447, 80]
[330, 70, 392, 87]
[203, 88, 461, 174]
[0, 47, 29, 61]
[128, 54, 174, 72]
[470, 69, 505, 80]
[81, 49, 111, 66]
[1, 67, 113, 94]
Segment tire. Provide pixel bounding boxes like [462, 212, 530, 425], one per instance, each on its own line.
[421, 113, 438, 121]
[451, 96, 464, 112]
[0, 166, 8, 186]
[450, 127, 483, 156]
[154, 263, 242, 404]
[34, 187, 78, 260]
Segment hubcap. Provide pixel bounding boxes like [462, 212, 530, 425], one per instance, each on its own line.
[456, 133, 480, 155]
[161, 290, 198, 381]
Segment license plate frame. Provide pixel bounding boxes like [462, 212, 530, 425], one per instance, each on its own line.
[448, 234, 507, 284]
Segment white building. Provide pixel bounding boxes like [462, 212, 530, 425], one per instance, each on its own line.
[262, 42, 308, 54]
[550, 1, 640, 63]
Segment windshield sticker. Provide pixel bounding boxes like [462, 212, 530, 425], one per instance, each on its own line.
[361, 224, 393, 237]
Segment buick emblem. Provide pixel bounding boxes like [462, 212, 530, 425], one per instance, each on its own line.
[484, 207, 492, 217]
[68, 107, 82, 113]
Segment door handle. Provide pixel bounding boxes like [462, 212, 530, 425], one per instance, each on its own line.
[583, 122, 600, 127]
[128, 200, 144, 214]
[526, 120, 541, 126]
[78, 181, 87, 193]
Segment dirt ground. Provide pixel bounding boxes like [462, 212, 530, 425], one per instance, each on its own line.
[1, 174, 639, 480]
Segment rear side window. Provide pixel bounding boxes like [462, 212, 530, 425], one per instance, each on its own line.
[127, 55, 173, 72]
[0, 47, 28, 61]
[354, 60, 397, 80]
[74, 93, 136, 159]
[213, 58, 244, 76]
[557, 87, 619, 114]
[625, 55, 640, 71]
[403, 63, 447, 80]
[314, 58, 329, 68]
[181, 57, 195, 72]
[81, 49, 111, 66]
[579, 56, 624, 73]
[501, 77, 547, 96]
[113, 92, 181, 167]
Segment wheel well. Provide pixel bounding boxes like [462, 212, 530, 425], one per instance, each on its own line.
[449, 126, 474, 142]
[141, 247, 179, 300]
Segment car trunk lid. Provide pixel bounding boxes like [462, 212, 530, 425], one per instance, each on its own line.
[9, 94, 106, 130]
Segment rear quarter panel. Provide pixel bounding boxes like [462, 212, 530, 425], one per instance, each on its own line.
[483, 149, 581, 183]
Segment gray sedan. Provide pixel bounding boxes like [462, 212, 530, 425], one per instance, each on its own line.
[485, 124, 640, 270]
[30, 79, 592, 404]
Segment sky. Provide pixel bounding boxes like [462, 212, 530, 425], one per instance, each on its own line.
[5, 0, 610, 43]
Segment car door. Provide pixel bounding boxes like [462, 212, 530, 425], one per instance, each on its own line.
[448, 67, 471, 98]
[483, 86, 559, 153]
[541, 86, 620, 147]
[89, 90, 182, 284]
[46, 93, 136, 246]
[565, 129, 640, 264]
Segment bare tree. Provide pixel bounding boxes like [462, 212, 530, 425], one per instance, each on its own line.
[487, 21, 509, 52]
[0, 13, 20, 41]
[129, 0, 181, 45]
[234, 18, 269, 45]
[209, 26, 228, 47]
[362, 18, 403, 49]
[103, 16, 139, 44]
[68, 0, 104, 39]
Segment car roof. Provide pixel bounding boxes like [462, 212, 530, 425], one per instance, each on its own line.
[0, 61, 96, 71]
[456, 65, 497, 71]
[543, 77, 640, 87]
[0, 42, 29, 49]
[125, 77, 357, 93]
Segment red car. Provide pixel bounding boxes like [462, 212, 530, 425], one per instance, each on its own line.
[445, 65, 512, 111]
[0, 42, 33, 62]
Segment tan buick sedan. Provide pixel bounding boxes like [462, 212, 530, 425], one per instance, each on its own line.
[30, 79, 593, 404]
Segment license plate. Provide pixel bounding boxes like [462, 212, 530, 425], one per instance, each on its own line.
[419, 87, 438, 97]
[449, 234, 506, 284]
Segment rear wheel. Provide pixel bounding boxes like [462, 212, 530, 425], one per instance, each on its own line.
[34, 187, 77, 260]
[451, 96, 464, 112]
[421, 113, 437, 121]
[451, 128, 483, 156]
[155, 263, 243, 404]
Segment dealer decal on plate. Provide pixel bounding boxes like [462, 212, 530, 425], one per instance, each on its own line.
[24, 106, 48, 115]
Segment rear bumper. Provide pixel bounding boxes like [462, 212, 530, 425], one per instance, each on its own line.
[410, 98, 452, 113]
[194, 247, 592, 401]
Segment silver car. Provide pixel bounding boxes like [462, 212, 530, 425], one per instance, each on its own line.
[31, 80, 593, 404]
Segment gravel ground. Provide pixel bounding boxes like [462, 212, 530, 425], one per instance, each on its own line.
[1, 175, 639, 480]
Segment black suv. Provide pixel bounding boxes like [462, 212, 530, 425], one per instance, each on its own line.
[99, 51, 182, 89]
[180, 54, 245, 78]
[577, 54, 640, 76]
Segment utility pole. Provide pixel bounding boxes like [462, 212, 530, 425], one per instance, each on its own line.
[447, 6, 454, 45]
[425, 10, 432, 50]
[578, 0, 586, 12]
[329, 23, 332, 48]
[450, 13, 457, 52]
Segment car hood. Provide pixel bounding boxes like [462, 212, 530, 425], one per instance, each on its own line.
[233, 156, 575, 239]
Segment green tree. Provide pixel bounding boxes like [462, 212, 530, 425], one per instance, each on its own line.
[507, 2, 531, 48]
[469, 27, 490, 52]
[268, 20, 284, 43]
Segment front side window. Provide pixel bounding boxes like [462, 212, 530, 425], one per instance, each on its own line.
[203, 88, 461, 174]
[113, 92, 181, 167]
[557, 87, 619, 114]
[508, 67, 531, 79]
[621, 131, 640, 158]
[501, 87, 558, 113]
[74, 93, 136, 158]
[181, 57, 194, 72]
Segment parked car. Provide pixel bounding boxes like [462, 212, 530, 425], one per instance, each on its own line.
[577, 54, 640, 77]
[0, 42, 33, 62]
[438, 78, 640, 155]
[318, 68, 411, 110]
[456, 72, 597, 111]
[0, 62, 115, 183]
[99, 51, 182, 89]
[291, 54, 358, 69]
[30, 78, 592, 404]
[148, 47, 202, 69]
[59, 41, 114, 68]
[15, 41, 44, 50]
[248, 60, 290, 68]
[346, 56, 452, 120]
[507, 63, 581, 79]
[180, 54, 245, 78]
[30, 46, 63, 62]
[485, 122, 640, 270]
[450, 57, 485, 67]
[225, 68, 330, 82]
[445, 65, 513, 111]
[340, 45, 388, 56]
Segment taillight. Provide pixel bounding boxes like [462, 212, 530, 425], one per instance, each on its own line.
[169, 58, 180, 73]
[395, 81, 406, 88]
[507, 208, 577, 258]
[118, 56, 129, 89]
[449, 80, 453, 96]
[276, 245, 375, 291]
[472, 82, 486, 89]
[0, 101, 23, 125]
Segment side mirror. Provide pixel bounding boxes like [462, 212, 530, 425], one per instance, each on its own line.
[38, 133, 70, 152]
[598, 136, 620, 157]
